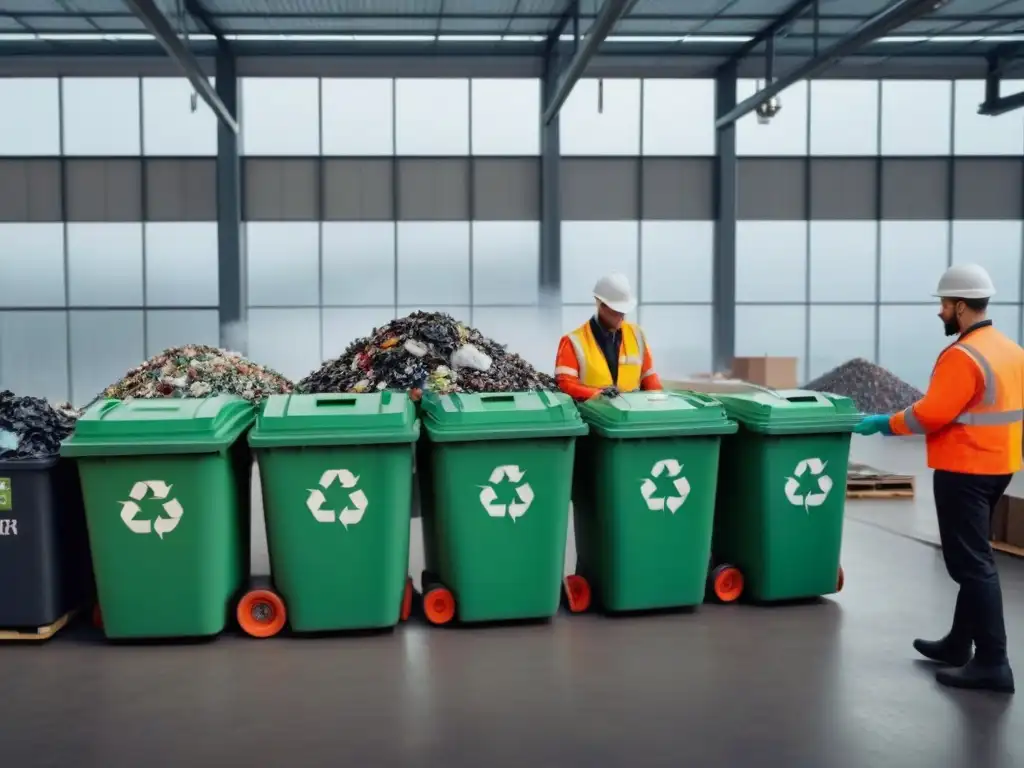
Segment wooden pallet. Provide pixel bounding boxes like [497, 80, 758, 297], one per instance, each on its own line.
[0, 611, 74, 642]
[993, 541, 1024, 558]
[846, 462, 916, 500]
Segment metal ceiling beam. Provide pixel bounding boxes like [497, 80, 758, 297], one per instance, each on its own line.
[121, 0, 237, 132]
[544, 0, 578, 55]
[715, 0, 945, 129]
[978, 89, 1024, 116]
[720, 0, 816, 69]
[979, 51, 1024, 116]
[184, 0, 226, 41]
[541, 0, 632, 125]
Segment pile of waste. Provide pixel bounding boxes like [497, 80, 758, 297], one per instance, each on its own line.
[300, 311, 556, 395]
[100, 345, 293, 403]
[805, 358, 923, 413]
[0, 390, 82, 460]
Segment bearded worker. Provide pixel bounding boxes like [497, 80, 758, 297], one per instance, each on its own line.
[855, 263, 1023, 694]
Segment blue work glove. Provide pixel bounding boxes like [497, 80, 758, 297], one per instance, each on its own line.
[854, 414, 893, 436]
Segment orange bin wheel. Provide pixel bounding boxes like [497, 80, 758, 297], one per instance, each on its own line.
[401, 577, 414, 622]
[837, 565, 845, 593]
[563, 574, 591, 613]
[237, 588, 287, 638]
[423, 585, 456, 626]
[711, 564, 744, 603]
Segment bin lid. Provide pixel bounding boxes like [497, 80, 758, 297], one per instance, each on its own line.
[248, 392, 419, 448]
[61, 395, 255, 457]
[713, 389, 862, 435]
[420, 390, 589, 443]
[578, 391, 738, 439]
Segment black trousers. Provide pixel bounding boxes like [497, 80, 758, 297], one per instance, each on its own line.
[933, 469, 1012, 665]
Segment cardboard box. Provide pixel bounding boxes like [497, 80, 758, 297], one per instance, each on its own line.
[991, 495, 1009, 543]
[731, 356, 798, 389]
[1004, 496, 1024, 548]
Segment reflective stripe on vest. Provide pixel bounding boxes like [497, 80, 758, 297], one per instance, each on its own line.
[953, 341, 1021, 426]
[567, 334, 589, 382]
[902, 336, 1023, 433]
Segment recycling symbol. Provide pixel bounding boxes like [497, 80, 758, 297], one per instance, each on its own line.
[119, 480, 184, 539]
[306, 469, 368, 528]
[478, 465, 534, 522]
[785, 458, 833, 512]
[640, 459, 691, 513]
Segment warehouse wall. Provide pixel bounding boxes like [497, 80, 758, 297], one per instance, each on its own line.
[0, 76, 1022, 404]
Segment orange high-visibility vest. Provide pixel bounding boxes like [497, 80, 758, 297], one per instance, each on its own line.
[890, 324, 1024, 475]
[559, 320, 648, 392]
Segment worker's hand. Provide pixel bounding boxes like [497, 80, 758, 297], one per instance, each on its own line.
[854, 414, 892, 436]
[600, 386, 620, 398]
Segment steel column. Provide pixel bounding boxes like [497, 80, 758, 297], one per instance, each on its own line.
[215, 46, 245, 352]
[712, 66, 738, 373]
[540, 42, 563, 295]
[715, 0, 942, 129]
[122, 0, 238, 132]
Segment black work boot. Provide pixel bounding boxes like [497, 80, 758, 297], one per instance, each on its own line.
[914, 636, 973, 667]
[936, 659, 1015, 694]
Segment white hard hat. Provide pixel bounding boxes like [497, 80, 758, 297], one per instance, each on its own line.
[593, 271, 636, 314]
[934, 263, 996, 300]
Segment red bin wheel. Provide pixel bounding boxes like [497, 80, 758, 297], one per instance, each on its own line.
[563, 574, 592, 613]
[711, 564, 744, 603]
[423, 585, 456, 626]
[837, 565, 845, 593]
[401, 577, 414, 622]
[92, 603, 103, 630]
[237, 588, 287, 639]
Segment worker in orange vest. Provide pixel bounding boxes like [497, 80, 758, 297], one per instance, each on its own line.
[555, 272, 662, 400]
[855, 263, 1023, 694]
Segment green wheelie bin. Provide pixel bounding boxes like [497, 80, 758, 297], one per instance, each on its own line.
[243, 392, 419, 638]
[709, 389, 862, 604]
[567, 392, 737, 613]
[61, 396, 254, 640]
[417, 390, 588, 625]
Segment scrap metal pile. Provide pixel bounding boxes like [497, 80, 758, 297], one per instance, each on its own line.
[0, 390, 81, 460]
[300, 311, 556, 395]
[805, 358, 924, 413]
[100, 345, 293, 403]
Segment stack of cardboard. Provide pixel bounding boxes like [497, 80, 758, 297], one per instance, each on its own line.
[662, 374, 765, 396]
[663, 356, 798, 396]
[992, 493, 1024, 552]
[730, 356, 798, 389]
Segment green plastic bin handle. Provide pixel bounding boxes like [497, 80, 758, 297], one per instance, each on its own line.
[677, 391, 720, 407]
[93, 399, 121, 417]
[132, 401, 185, 411]
[479, 394, 515, 403]
[315, 396, 358, 407]
[780, 392, 831, 405]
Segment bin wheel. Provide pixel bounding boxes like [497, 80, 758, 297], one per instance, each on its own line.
[92, 603, 103, 630]
[836, 565, 845, 593]
[422, 585, 456, 626]
[400, 577, 414, 622]
[563, 574, 592, 614]
[710, 564, 744, 603]
[237, 588, 287, 639]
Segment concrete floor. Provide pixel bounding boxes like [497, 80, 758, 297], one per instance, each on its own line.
[2, 436, 1023, 767]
